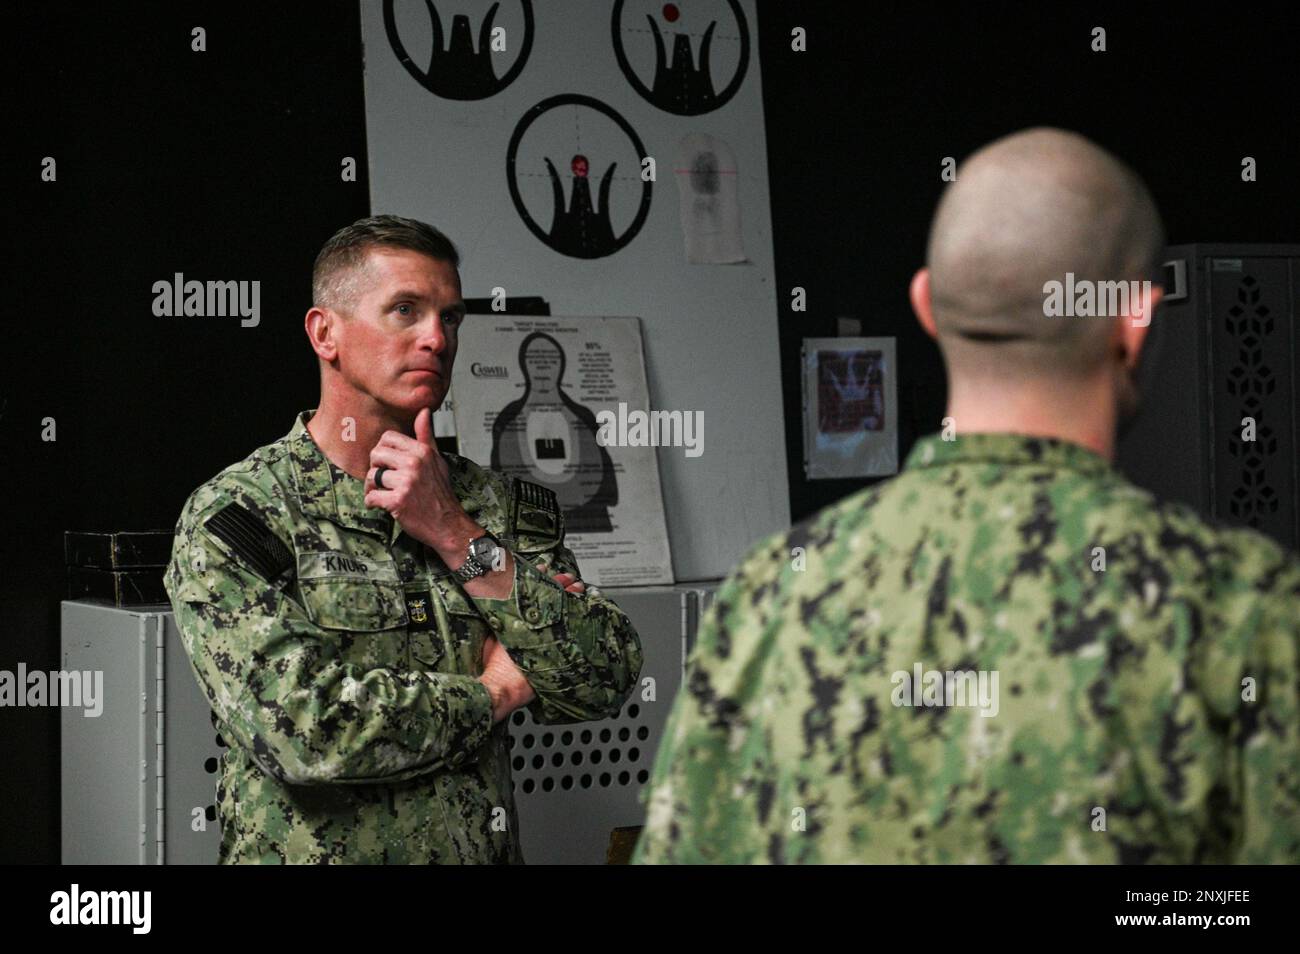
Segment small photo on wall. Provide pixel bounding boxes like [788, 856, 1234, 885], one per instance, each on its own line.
[802, 337, 898, 478]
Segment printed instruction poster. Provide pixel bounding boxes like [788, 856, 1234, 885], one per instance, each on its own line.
[452, 315, 673, 586]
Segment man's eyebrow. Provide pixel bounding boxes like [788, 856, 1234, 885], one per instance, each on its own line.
[444, 301, 467, 317]
[385, 288, 429, 304]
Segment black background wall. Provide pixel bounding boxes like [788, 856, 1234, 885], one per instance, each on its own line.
[3, 2, 373, 864]
[4, 2, 1298, 863]
[765, 4, 1299, 518]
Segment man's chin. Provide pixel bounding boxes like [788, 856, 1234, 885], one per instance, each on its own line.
[389, 386, 446, 418]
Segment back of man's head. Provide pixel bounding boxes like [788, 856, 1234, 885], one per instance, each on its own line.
[925, 128, 1164, 383]
[312, 214, 460, 317]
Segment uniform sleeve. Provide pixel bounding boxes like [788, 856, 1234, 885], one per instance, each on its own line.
[1127, 533, 1300, 864]
[1234, 558, 1300, 862]
[632, 551, 777, 865]
[473, 539, 644, 725]
[164, 495, 495, 787]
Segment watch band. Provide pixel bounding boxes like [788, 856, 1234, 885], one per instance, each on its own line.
[451, 533, 499, 584]
[452, 558, 488, 584]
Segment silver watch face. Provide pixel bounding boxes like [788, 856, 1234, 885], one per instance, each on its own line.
[469, 535, 500, 566]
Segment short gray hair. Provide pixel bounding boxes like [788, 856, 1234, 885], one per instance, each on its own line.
[312, 214, 461, 312]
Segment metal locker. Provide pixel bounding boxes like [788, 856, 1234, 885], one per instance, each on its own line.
[1118, 243, 1299, 553]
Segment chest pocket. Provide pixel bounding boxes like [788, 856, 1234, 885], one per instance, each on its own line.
[300, 575, 408, 670]
[297, 551, 407, 633]
[300, 577, 407, 632]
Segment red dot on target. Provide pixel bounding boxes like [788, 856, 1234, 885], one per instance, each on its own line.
[571, 155, 589, 177]
[663, 4, 680, 23]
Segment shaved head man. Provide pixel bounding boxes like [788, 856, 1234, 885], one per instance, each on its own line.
[912, 127, 1164, 457]
[636, 129, 1300, 864]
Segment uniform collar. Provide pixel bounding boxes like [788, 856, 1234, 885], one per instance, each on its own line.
[286, 409, 482, 548]
[904, 431, 1114, 478]
[287, 409, 401, 546]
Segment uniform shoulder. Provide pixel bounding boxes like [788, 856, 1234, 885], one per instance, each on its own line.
[713, 488, 878, 610]
[442, 453, 563, 549]
[703, 480, 890, 595]
[174, 432, 293, 534]
[443, 451, 512, 504]
[769, 480, 894, 564]
[1102, 476, 1300, 598]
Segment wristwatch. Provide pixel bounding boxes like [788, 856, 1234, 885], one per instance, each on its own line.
[451, 533, 503, 584]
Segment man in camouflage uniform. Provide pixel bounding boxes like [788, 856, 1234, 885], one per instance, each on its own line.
[165, 215, 642, 863]
[634, 128, 1300, 864]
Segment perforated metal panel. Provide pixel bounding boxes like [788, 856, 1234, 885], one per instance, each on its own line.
[1208, 258, 1297, 544]
[1119, 244, 1300, 553]
[506, 585, 699, 864]
[163, 621, 227, 862]
[508, 703, 654, 796]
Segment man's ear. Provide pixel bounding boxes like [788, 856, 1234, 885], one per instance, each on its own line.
[1117, 284, 1163, 370]
[910, 268, 938, 340]
[305, 306, 337, 361]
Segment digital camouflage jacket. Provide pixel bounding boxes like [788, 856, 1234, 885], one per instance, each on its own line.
[634, 433, 1300, 864]
[165, 410, 642, 863]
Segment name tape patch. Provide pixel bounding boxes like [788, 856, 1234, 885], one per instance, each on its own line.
[298, 550, 400, 582]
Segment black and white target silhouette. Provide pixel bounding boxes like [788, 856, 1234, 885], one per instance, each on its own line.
[506, 94, 653, 259]
[612, 0, 749, 115]
[383, 0, 533, 100]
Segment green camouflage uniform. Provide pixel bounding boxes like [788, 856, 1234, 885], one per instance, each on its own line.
[164, 409, 642, 864]
[633, 433, 1300, 864]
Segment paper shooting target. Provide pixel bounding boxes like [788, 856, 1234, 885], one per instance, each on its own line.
[383, 0, 534, 100]
[506, 94, 653, 259]
[611, 0, 749, 115]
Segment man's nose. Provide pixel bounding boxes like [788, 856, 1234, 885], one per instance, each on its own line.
[416, 312, 450, 353]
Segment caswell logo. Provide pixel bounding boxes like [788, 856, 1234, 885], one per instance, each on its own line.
[50, 884, 151, 934]
[471, 362, 509, 378]
[151, 273, 260, 327]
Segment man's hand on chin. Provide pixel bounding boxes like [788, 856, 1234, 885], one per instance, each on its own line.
[363, 406, 476, 552]
[363, 405, 586, 598]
